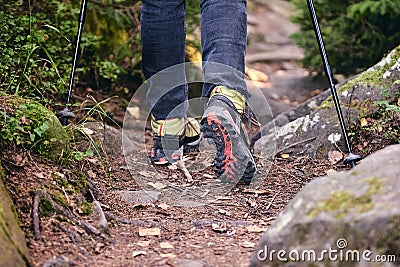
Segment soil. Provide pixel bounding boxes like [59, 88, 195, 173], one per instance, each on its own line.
[1, 1, 396, 267]
[3, 143, 351, 267]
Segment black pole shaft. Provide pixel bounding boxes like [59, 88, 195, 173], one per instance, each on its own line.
[306, 0, 356, 167]
[66, 0, 88, 106]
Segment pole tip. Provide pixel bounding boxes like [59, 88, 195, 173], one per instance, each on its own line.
[56, 108, 75, 126]
[343, 152, 362, 167]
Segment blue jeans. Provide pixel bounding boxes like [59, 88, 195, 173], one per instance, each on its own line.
[141, 0, 248, 120]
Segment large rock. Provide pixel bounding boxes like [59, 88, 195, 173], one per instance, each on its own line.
[0, 163, 30, 266]
[254, 45, 400, 158]
[0, 95, 70, 161]
[250, 144, 400, 266]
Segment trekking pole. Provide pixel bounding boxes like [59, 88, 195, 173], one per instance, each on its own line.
[57, 0, 88, 126]
[306, 0, 361, 167]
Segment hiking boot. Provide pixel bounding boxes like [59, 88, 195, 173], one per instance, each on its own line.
[150, 117, 201, 165]
[200, 86, 257, 185]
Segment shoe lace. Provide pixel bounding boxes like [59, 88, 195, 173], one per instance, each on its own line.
[209, 94, 261, 133]
[242, 100, 261, 132]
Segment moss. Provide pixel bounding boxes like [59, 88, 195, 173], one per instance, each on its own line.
[319, 47, 400, 109]
[0, 95, 71, 161]
[80, 201, 93, 215]
[308, 176, 385, 219]
[39, 198, 54, 217]
[52, 189, 71, 210]
[0, 165, 31, 265]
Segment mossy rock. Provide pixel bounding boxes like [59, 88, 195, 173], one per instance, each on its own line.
[254, 45, 400, 158]
[250, 145, 400, 266]
[0, 95, 71, 161]
[0, 161, 31, 266]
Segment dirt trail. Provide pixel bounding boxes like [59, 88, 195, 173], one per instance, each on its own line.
[3, 1, 342, 267]
[246, 0, 328, 117]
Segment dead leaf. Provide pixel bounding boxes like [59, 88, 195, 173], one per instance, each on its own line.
[246, 225, 267, 233]
[360, 118, 368, 127]
[217, 209, 231, 216]
[14, 153, 28, 166]
[160, 253, 176, 258]
[132, 251, 147, 257]
[160, 241, 174, 249]
[138, 228, 161, 237]
[168, 164, 178, 170]
[33, 172, 46, 179]
[137, 240, 151, 247]
[157, 202, 170, 210]
[80, 127, 94, 135]
[127, 107, 140, 119]
[95, 243, 105, 254]
[147, 182, 167, 190]
[87, 157, 99, 165]
[328, 150, 343, 164]
[139, 171, 153, 177]
[245, 67, 269, 82]
[203, 173, 214, 179]
[241, 241, 256, 248]
[211, 223, 227, 233]
[246, 198, 257, 208]
[242, 189, 271, 195]
[280, 153, 290, 159]
[326, 169, 337, 175]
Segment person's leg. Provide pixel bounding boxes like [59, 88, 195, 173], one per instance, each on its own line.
[200, 0, 248, 98]
[141, 0, 201, 164]
[141, 0, 187, 121]
[200, 0, 256, 184]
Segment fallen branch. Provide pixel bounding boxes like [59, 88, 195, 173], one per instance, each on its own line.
[265, 192, 279, 211]
[192, 219, 253, 227]
[176, 159, 193, 183]
[32, 191, 41, 240]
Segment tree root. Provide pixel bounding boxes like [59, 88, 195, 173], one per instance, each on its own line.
[104, 211, 161, 227]
[32, 189, 102, 239]
[32, 191, 41, 240]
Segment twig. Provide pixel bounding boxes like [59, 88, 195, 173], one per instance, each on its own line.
[176, 159, 193, 183]
[192, 219, 253, 227]
[58, 224, 89, 257]
[265, 192, 279, 211]
[61, 186, 70, 204]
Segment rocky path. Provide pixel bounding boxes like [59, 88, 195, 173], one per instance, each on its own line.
[246, 0, 328, 117]
[3, 1, 347, 267]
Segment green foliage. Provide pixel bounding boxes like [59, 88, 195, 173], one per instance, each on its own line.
[0, 96, 70, 159]
[0, 0, 142, 103]
[186, 0, 202, 52]
[290, 0, 400, 76]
